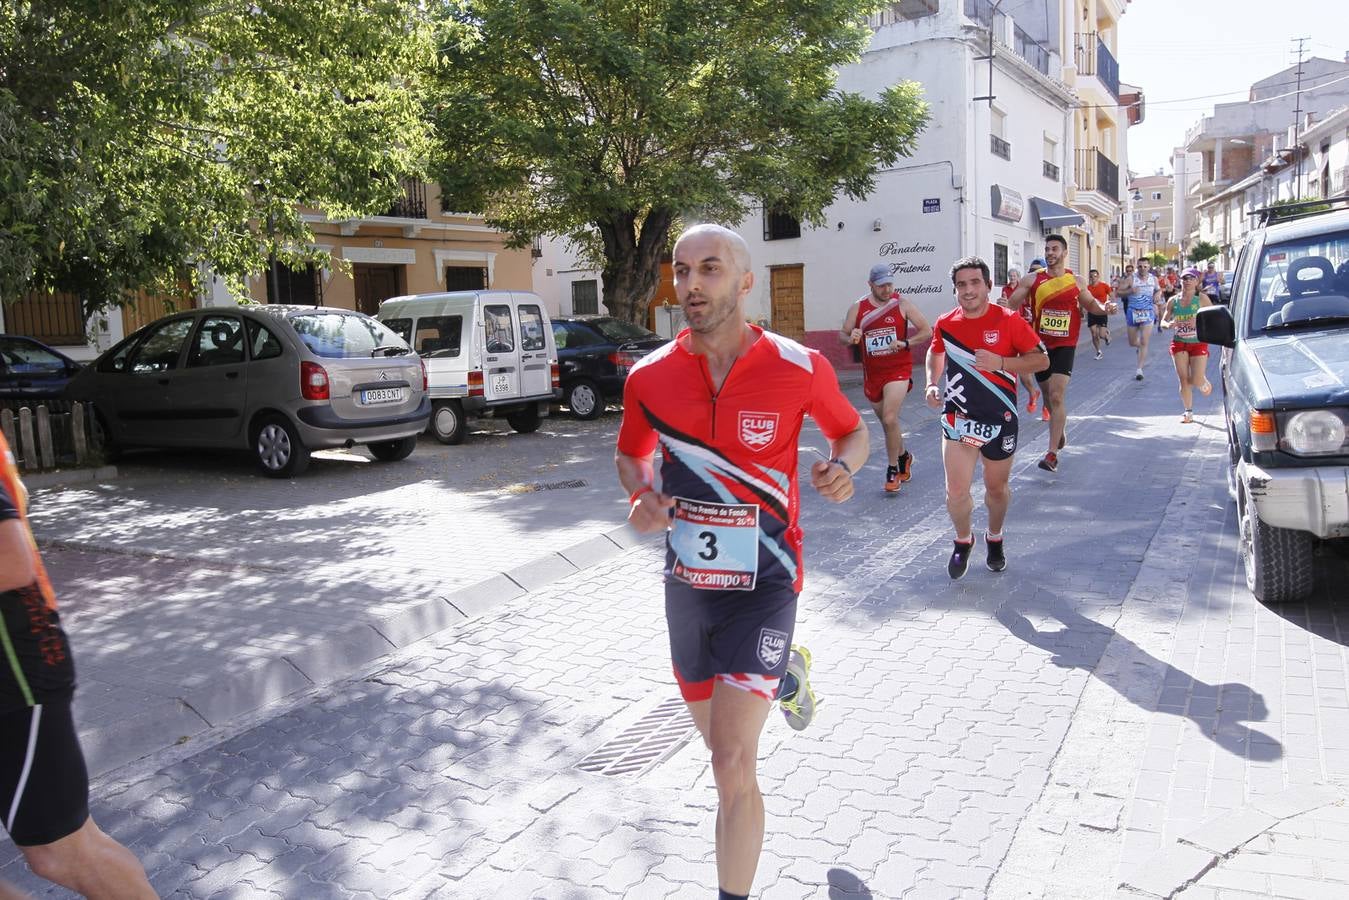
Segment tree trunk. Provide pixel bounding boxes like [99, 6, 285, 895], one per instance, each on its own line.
[596, 208, 674, 326]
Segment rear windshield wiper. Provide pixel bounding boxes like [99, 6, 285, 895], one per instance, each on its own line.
[1264, 315, 1349, 331]
[370, 345, 411, 357]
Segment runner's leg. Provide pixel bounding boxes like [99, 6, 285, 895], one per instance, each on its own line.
[1189, 353, 1211, 396]
[983, 454, 1015, 535]
[1173, 349, 1192, 413]
[876, 379, 908, 464]
[942, 439, 978, 539]
[707, 681, 773, 895]
[1136, 325, 1151, 372]
[19, 817, 155, 900]
[1042, 372, 1069, 453]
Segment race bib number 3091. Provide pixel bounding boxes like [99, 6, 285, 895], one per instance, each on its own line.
[1039, 311, 1072, 337]
[670, 498, 760, 591]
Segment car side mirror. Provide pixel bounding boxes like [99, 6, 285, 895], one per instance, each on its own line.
[1196, 305, 1235, 348]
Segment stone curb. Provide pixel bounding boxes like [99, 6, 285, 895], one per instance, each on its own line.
[19, 464, 119, 490]
[79, 521, 657, 777]
[1117, 783, 1346, 898]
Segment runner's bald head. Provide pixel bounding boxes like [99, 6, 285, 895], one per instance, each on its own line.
[675, 224, 751, 276]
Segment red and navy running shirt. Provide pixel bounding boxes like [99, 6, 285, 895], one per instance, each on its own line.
[930, 304, 1045, 423]
[618, 327, 861, 593]
[1, 433, 75, 713]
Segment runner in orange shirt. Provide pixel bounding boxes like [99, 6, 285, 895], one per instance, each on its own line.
[1086, 268, 1113, 360]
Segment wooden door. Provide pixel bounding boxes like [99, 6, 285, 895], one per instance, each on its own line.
[354, 265, 402, 316]
[769, 265, 805, 341]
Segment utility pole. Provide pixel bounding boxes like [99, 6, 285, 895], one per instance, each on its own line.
[1291, 36, 1309, 200]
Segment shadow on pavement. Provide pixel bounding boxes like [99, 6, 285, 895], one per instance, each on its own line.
[827, 866, 874, 897]
[996, 596, 1281, 761]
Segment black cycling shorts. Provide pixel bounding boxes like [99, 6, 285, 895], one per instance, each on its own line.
[1035, 346, 1076, 382]
[665, 582, 797, 700]
[1086, 313, 1109, 328]
[1, 702, 89, 847]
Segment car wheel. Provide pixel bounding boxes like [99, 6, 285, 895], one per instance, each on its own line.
[368, 435, 417, 462]
[254, 413, 310, 478]
[431, 400, 465, 445]
[566, 379, 604, 420]
[507, 406, 541, 434]
[1239, 480, 1314, 603]
[90, 409, 122, 462]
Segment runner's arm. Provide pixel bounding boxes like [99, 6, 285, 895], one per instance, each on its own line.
[839, 302, 861, 344]
[615, 449, 674, 533]
[924, 347, 945, 409]
[900, 299, 932, 347]
[1005, 273, 1035, 311]
[0, 522, 36, 593]
[809, 418, 866, 502]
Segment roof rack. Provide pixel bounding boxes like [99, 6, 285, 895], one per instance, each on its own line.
[1251, 194, 1349, 227]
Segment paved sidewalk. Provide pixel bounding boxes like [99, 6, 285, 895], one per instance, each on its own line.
[4, 322, 1346, 898]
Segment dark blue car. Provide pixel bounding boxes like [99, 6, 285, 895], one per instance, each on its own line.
[0, 334, 83, 401]
[551, 316, 668, 419]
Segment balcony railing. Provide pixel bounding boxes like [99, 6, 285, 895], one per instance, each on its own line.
[991, 135, 1011, 160]
[964, 0, 1053, 77]
[1075, 148, 1119, 201]
[382, 178, 428, 219]
[1043, 160, 1060, 181]
[1075, 32, 1120, 100]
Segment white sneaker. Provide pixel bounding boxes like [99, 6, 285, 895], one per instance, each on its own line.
[1095, 350, 1103, 360]
[1134, 369, 1144, 381]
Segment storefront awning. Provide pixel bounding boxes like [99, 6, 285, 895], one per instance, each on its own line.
[1030, 197, 1086, 229]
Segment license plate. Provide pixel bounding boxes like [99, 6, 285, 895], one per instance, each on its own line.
[360, 387, 403, 405]
[491, 374, 510, 393]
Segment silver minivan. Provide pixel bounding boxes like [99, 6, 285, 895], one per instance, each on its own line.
[378, 291, 560, 444]
[67, 306, 430, 477]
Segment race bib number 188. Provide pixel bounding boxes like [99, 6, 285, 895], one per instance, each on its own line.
[670, 498, 760, 591]
[943, 414, 1002, 448]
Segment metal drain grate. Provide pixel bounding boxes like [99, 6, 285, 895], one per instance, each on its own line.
[506, 479, 588, 494]
[576, 697, 698, 777]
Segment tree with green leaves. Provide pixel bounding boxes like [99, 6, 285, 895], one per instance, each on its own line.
[1, 1, 435, 320]
[429, 0, 928, 324]
[1187, 240, 1220, 263]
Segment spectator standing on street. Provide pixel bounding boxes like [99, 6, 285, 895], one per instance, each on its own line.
[926, 256, 1048, 578]
[0, 433, 156, 900]
[616, 224, 868, 900]
[839, 263, 931, 492]
[1086, 268, 1113, 360]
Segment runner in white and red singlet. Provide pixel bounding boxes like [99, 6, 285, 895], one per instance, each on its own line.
[616, 224, 868, 900]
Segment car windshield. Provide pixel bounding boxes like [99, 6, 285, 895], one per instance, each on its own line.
[289, 313, 410, 358]
[1248, 227, 1349, 332]
[591, 317, 657, 343]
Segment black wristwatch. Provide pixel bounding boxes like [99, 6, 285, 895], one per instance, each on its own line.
[829, 457, 853, 476]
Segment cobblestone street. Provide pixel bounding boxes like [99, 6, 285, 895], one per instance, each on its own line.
[4, 335, 1348, 899]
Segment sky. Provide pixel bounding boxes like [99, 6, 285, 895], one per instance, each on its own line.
[1117, 0, 1349, 177]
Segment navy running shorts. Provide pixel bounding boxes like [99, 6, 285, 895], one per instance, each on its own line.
[665, 582, 797, 701]
[1, 702, 90, 847]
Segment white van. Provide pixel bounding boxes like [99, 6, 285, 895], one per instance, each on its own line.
[377, 291, 560, 444]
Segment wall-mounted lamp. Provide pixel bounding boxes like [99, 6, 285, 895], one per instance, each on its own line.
[872, 218, 883, 232]
[837, 222, 845, 230]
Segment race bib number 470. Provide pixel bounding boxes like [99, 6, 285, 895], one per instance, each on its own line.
[670, 498, 760, 591]
[864, 326, 898, 356]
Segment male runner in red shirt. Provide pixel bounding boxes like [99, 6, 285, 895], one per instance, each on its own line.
[1, 433, 155, 899]
[839, 263, 931, 492]
[1006, 235, 1116, 472]
[616, 224, 867, 900]
[926, 256, 1048, 576]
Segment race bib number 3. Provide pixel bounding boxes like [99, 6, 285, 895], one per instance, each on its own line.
[670, 499, 760, 591]
[864, 326, 898, 356]
[1039, 311, 1072, 337]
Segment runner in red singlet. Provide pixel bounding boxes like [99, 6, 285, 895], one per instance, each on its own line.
[1006, 235, 1116, 473]
[616, 224, 868, 900]
[840, 263, 931, 492]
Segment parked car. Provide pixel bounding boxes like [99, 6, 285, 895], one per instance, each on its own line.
[1196, 197, 1349, 603]
[378, 290, 560, 444]
[67, 306, 430, 477]
[0, 334, 83, 401]
[551, 316, 668, 419]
